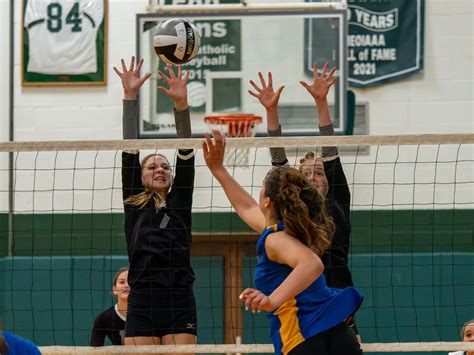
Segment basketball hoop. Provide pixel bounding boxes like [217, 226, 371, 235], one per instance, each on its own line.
[204, 114, 262, 167]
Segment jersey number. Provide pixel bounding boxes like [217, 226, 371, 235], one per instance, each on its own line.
[47, 3, 82, 33]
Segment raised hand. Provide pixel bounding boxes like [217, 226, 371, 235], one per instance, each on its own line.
[113, 56, 151, 100]
[202, 130, 226, 172]
[248, 72, 285, 111]
[240, 288, 275, 313]
[300, 62, 337, 102]
[158, 64, 189, 110]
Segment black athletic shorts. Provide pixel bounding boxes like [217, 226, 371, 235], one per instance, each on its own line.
[289, 322, 363, 355]
[125, 288, 197, 338]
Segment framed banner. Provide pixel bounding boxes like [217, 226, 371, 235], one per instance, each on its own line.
[346, 0, 424, 87]
[22, 0, 107, 86]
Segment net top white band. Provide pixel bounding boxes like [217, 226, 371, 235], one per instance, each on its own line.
[0, 134, 473, 152]
[38, 341, 474, 354]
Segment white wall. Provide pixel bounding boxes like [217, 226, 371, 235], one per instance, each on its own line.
[11, 0, 474, 142]
[4, 0, 474, 213]
[0, 0, 8, 141]
[1, 0, 10, 213]
[352, 0, 473, 134]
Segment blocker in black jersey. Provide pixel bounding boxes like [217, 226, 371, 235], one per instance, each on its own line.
[115, 57, 197, 341]
[320, 156, 354, 290]
[122, 148, 197, 337]
[90, 305, 126, 346]
[122, 149, 195, 291]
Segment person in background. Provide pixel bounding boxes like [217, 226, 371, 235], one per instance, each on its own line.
[449, 319, 474, 355]
[203, 131, 363, 355]
[249, 62, 361, 340]
[90, 267, 129, 346]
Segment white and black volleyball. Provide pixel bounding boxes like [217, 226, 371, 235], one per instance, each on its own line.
[153, 18, 201, 65]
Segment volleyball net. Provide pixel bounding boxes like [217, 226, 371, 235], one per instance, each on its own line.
[0, 134, 473, 354]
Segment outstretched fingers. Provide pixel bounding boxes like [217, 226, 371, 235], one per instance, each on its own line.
[212, 130, 226, 147]
[113, 66, 123, 78]
[203, 130, 226, 167]
[299, 80, 311, 92]
[157, 70, 171, 85]
[121, 59, 127, 73]
[138, 72, 152, 86]
[157, 85, 171, 95]
[167, 64, 176, 79]
[267, 72, 273, 88]
[202, 132, 211, 157]
[128, 56, 135, 72]
[249, 79, 262, 93]
[326, 66, 337, 81]
[258, 72, 267, 89]
[248, 89, 259, 98]
[275, 85, 285, 98]
[134, 58, 144, 75]
[313, 62, 318, 79]
[320, 61, 329, 78]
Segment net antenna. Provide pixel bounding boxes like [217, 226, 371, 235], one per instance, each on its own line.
[205, 113, 262, 167]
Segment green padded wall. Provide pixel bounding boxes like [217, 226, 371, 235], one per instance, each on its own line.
[1, 256, 224, 346]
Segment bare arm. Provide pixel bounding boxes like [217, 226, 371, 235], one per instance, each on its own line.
[203, 131, 266, 233]
[241, 232, 324, 312]
[266, 232, 324, 307]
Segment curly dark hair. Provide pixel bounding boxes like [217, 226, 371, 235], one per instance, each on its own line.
[264, 166, 335, 256]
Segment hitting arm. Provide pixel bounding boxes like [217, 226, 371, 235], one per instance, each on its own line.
[203, 131, 266, 233]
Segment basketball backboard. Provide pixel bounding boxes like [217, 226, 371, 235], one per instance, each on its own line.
[136, 3, 347, 138]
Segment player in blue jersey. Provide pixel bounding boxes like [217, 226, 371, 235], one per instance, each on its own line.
[203, 132, 363, 355]
[0, 330, 41, 355]
[249, 62, 361, 340]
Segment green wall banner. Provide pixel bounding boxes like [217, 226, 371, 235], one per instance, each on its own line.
[347, 0, 424, 87]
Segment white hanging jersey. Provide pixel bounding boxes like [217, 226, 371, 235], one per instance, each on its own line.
[24, 0, 104, 74]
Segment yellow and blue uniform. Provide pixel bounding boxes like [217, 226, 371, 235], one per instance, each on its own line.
[254, 223, 363, 355]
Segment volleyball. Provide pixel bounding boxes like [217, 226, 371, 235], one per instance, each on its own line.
[153, 18, 201, 65]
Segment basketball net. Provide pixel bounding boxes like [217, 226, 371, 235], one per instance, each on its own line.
[204, 114, 262, 167]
